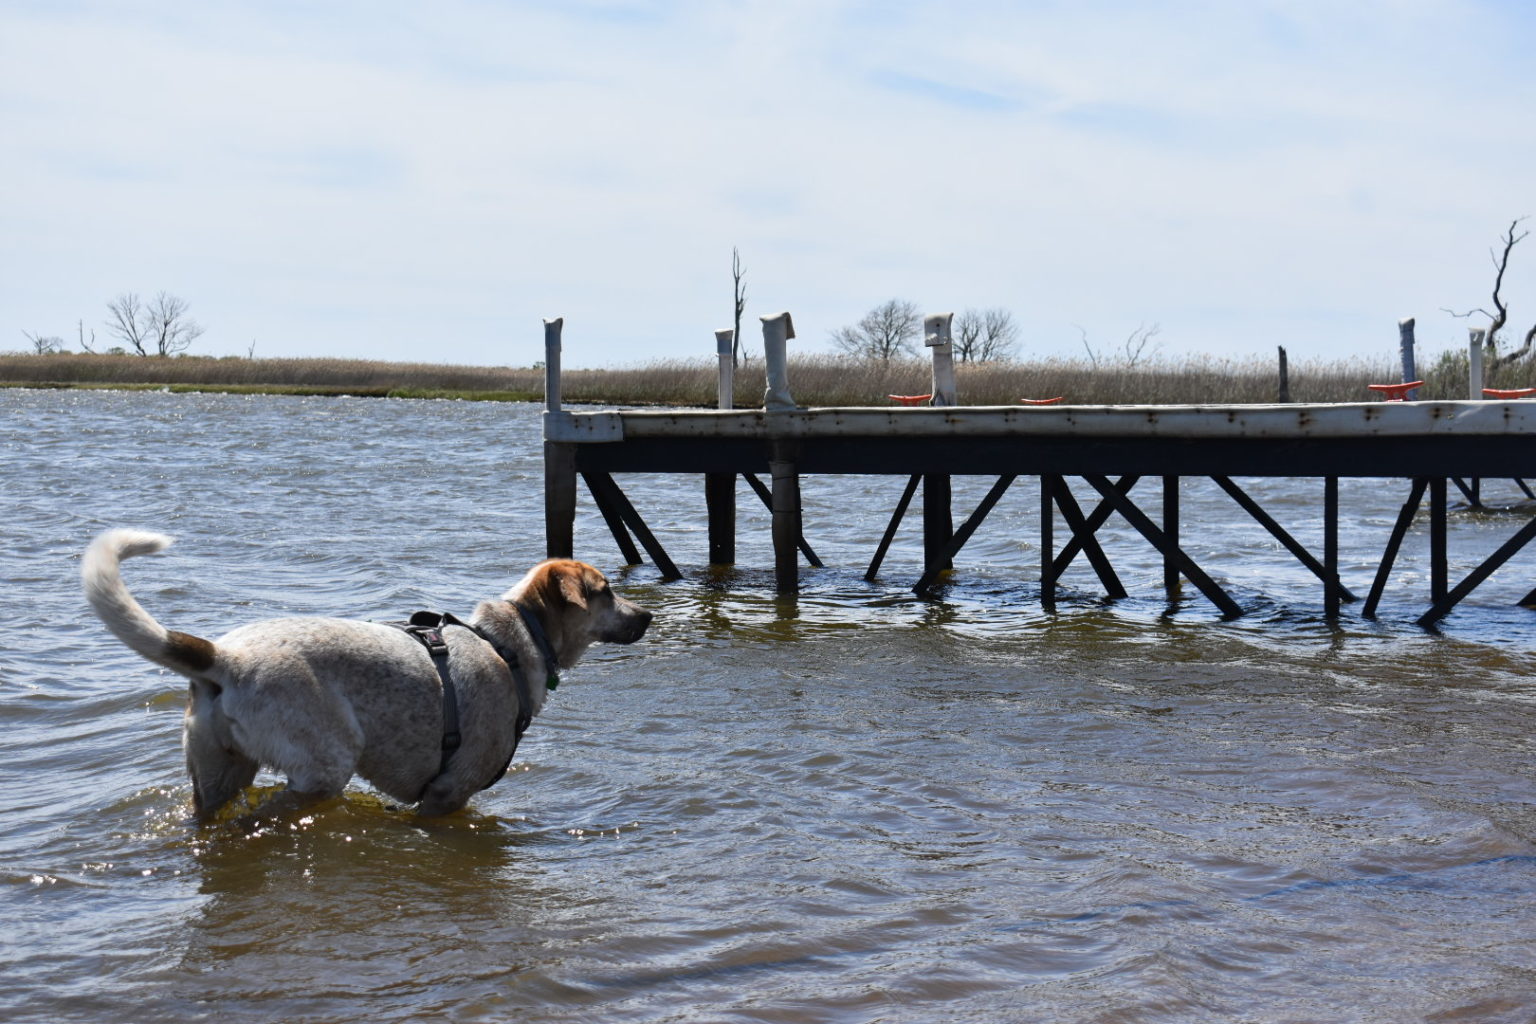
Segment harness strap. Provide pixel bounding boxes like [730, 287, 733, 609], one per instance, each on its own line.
[391, 611, 535, 796]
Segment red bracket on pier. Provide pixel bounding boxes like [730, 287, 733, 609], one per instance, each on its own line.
[1482, 387, 1536, 399]
[888, 394, 933, 406]
[1019, 397, 1065, 405]
[1367, 381, 1424, 402]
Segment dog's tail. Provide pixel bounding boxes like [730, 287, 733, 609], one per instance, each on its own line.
[82, 529, 217, 678]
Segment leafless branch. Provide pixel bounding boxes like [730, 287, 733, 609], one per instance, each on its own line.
[21, 330, 64, 354]
[731, 247, 747, 367]
[1441, 306, 1494, 320]
[105, 293, 150, 355]
[953, 307, 1020, 363]
[829, 299, 921, 361]
[145, 291, 204, 356]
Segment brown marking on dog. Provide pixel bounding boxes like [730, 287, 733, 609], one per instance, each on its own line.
[165, 630, 217, 674]
[522, 559, 601, 614]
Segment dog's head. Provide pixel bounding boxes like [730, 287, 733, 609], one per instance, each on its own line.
[506, 559, 652, 667]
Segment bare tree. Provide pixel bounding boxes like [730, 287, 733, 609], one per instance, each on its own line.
[953, 307, 1020, 362]
[731, 247, 747, 367]
[21, 330, 65, 354]
[145, 291, 204, 355]
[830, 298, 921, 361]
[105, 291, 204, 356]
[1444, 217, 1535, 369]
[1077, 322, 1162, 369]
[77, 319, 97, 353]
[105, 293, 151, 355]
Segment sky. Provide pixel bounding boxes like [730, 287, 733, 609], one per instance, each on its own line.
[3, 0, 1534, 369]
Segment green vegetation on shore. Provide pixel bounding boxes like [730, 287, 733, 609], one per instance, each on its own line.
[0, 349, 1521, 406]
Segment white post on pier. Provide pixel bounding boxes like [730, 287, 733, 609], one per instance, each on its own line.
[925, 312, 957, 407]
[543, 317, 563, 413]
[542, 315, 574, 560]
[1469, 327, 1486, 400]
[761, 312, 796, 411]
[1398, 317, 1418, 400]
[715, 328, 735, 410]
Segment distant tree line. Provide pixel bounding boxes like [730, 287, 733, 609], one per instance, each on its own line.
[20, 291, 204, 356]
[829, 298, 1021, 362]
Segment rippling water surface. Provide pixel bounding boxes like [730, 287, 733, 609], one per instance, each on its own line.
[3, 389, 1535, 1023]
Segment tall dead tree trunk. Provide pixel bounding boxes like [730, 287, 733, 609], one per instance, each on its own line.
[732, 247, 747, 368]
[1446, 217, 1535, 369]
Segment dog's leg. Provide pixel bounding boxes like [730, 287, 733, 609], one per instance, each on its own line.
[184, 681, 258, 821]
[414, 773, 472, 818]
[233, 786, 337, 832]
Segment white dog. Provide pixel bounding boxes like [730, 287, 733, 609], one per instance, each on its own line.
[82, 529, 652, 823]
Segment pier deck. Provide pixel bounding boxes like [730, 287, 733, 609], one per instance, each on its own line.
[545, 400, 1536, 626]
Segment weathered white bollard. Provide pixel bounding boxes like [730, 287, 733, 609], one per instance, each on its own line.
[715, 328, 735, 410]
[1398, 317, 1418, 400]
[761, 312, 796, 411]
[542, 316, 572, 559]
[926, 312, 956, 407]
[1469, 327, 1486, 400]
[543, 317, 563, 413]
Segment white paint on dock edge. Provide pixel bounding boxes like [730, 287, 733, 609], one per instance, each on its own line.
[543, 402, 1536, 444]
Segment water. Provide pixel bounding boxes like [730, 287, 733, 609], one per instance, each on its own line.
[3, 388, 1535, 1023]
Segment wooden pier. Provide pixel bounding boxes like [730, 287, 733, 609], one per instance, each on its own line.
[541, 316, 1536, 627]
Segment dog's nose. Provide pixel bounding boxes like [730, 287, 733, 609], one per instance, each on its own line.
[624, 607, 653, 642]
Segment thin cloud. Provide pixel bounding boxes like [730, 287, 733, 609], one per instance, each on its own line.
[2, 1, 1533, 368]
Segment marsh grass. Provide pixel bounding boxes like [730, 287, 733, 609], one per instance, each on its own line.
[2, 349, 1528, 406]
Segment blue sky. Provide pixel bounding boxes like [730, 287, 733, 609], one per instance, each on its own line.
[3, 1, 1533, 369]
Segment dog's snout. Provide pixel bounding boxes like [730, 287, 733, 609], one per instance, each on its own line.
[611, 602, 653, 644]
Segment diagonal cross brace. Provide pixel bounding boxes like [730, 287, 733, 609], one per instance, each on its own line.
[1082, 475, 1244, 618]
[580, 471, 682, 581]
[1211, 476, 1357, 603]
[913, 475, 1017, 596]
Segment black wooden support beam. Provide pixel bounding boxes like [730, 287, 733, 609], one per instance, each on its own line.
[1049, 475, 1141, 581]
[1047, 476, 1128, 599]
[545, 441, 577, 560]
[581, 470, 642, 566]
[743, 472, 823, 568]
[580, 471, 682, 580]
[1430, 477, 1448, 604]
[1163, 476, 1181, 597]
[769, 443, 802, 594]
[1451, 477, 1482, 508]
[1418, 514, 1536, 627]
[1210, 476, 1358, 605]
[1362, 477, 1428, 620]
[1082, 474, 1244, 618]
[1324, 476, 1341, 619]
[705, 472, 735, 566]
[866, 474, 921, 580]
[923, 475, 954, 574]
[1041, 475, 1056, 612]
[913, 475, 1016, 596]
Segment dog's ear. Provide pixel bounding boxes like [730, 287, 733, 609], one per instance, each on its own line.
[557, 564, 589, 610]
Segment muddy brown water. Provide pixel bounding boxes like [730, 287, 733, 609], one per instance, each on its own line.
[3, 389, 1535, 1023]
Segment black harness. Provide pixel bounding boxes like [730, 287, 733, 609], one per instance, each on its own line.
[390, 608, 560, 796]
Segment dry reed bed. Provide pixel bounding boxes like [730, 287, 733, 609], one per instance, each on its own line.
[1, 350, 1524, 406]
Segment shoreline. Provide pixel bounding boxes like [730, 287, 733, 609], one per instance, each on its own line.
[0, 348, 1519, 406]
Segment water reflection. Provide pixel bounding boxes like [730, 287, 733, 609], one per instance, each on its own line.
[174, 798, 560, 1016]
